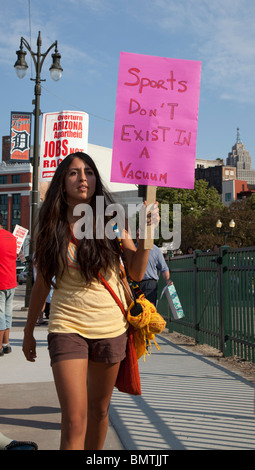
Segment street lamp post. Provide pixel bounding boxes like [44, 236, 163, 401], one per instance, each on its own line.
[14, 31, 63, 307]
[216, 219, 235, 245]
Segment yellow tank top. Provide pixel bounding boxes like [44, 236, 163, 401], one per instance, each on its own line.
[48, 241, 128, 339]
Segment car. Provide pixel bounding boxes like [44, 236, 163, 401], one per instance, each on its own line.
[18, 268, 28, 285]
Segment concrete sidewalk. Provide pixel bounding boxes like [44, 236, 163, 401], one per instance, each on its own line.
[111, 336, 255, 450]
[0, 286, 255, 450]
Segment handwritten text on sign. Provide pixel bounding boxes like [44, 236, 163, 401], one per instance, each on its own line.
[39, 110, 89, 182]
[13, 224, 28, 254]
[111, 52, 201, 189]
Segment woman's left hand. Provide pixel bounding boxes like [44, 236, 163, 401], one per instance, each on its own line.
[147, 201, 160, 227]
[139, 201, 160, 239]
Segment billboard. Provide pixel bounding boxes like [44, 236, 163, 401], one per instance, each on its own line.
[39, 110, 89, 182]
[10, 112, 32, 162]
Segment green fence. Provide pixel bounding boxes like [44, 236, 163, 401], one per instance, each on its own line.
[157, 246, 255, 363]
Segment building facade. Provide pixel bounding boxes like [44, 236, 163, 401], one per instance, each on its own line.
[195, 157, 225, 168]
[2, 136, 11, 163]
[226, 128, 255, 185]
[0, 161, 32, 235]
[222, 179, 248, 206]
[195, 164, 236, 194]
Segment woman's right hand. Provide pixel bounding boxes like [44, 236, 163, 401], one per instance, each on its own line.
[23, 333, 37, 362]
[22, 272, 51, 362]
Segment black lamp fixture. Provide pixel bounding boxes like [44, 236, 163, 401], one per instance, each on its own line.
[14, 44, 28, 78]
[49, 49, 63, 81]
[216, 219, 235, 245]
[14, 32, 63, 81]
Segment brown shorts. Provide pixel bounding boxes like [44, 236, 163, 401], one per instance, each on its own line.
[47, 331, 128, 366]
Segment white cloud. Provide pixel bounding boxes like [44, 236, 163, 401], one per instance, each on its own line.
[135, 0, 255, 103]
[2, 0, 255, 103]
[61, 0, 112, 14]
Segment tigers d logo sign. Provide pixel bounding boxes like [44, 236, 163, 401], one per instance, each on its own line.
[10, 112, 32, 161]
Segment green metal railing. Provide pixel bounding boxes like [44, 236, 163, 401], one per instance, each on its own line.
[157, 246, 255, 363]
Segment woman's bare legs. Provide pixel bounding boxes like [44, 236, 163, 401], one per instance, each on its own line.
[85, 361, 120, 450]
[52, 359, 88, 450]
[52, 358, 120, 450]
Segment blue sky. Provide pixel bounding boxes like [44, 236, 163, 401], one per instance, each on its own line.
[1, 0, 255, 168]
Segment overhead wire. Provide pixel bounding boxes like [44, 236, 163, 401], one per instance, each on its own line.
[41, 84, 114, 123]
[27, 0, 113, 124]
[28, 0, 33, 79]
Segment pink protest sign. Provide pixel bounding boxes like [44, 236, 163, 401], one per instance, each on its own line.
[111, 52, 201, 189]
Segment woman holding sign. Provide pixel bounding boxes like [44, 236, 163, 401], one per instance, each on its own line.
[22, 152, 159, 450]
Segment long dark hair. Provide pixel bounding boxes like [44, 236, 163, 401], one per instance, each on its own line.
[34, 152, 121, 286]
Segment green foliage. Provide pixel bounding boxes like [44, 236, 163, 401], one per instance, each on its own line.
[156, 181, 255, 252]
[249, 193, 255, 210]
[157, 179, 222, 217]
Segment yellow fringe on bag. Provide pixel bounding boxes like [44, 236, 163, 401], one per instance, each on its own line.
[126, 295, 166, 360]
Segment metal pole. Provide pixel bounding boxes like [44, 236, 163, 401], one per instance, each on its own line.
[31, 31, 41, 239]
[15, 31, 62, 308]
[194, 250, 198, 344]
[218, 246, 224, 354]
[25, 32, 41, 308]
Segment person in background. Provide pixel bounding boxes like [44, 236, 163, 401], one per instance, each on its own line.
[136, 230, 170, 305]
[0, 212, 17, 356]
[213, 244, 221, 252]
[0, 217, 38, 450]
[44, 280, 54, 320]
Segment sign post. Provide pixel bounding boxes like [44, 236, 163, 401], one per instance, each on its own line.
[144, 185, 157, 249]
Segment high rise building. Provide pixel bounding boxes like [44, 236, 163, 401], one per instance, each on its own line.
[226, 128, 255, 185]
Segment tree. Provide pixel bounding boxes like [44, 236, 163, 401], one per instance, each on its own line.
[226, 197, 255, 247]
[180, 206, 228, 252]
[157, 179, 222, 217]
[179, 197, 255, 251]
[155, 182, 255, 252]
[156, 180, 224, 251]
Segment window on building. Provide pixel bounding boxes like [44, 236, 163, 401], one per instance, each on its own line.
[225, 193, 232, 202]
[12, 193, 21, 231]
[0, 194, 8, 228]
[0, 175, 7, 184]
[12, 174, 20, 184]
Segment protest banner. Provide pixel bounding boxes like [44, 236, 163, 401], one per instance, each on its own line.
[18, 250, 27, 264]
[39, 110, 89, 182]
[10, 112, 32, 162]
[111, 52, 201, 248]
[111, 52, 201, 190]
[13, 224, 28, 254]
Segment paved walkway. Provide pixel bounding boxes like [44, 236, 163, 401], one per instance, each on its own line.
[0, 286, 255, 450]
